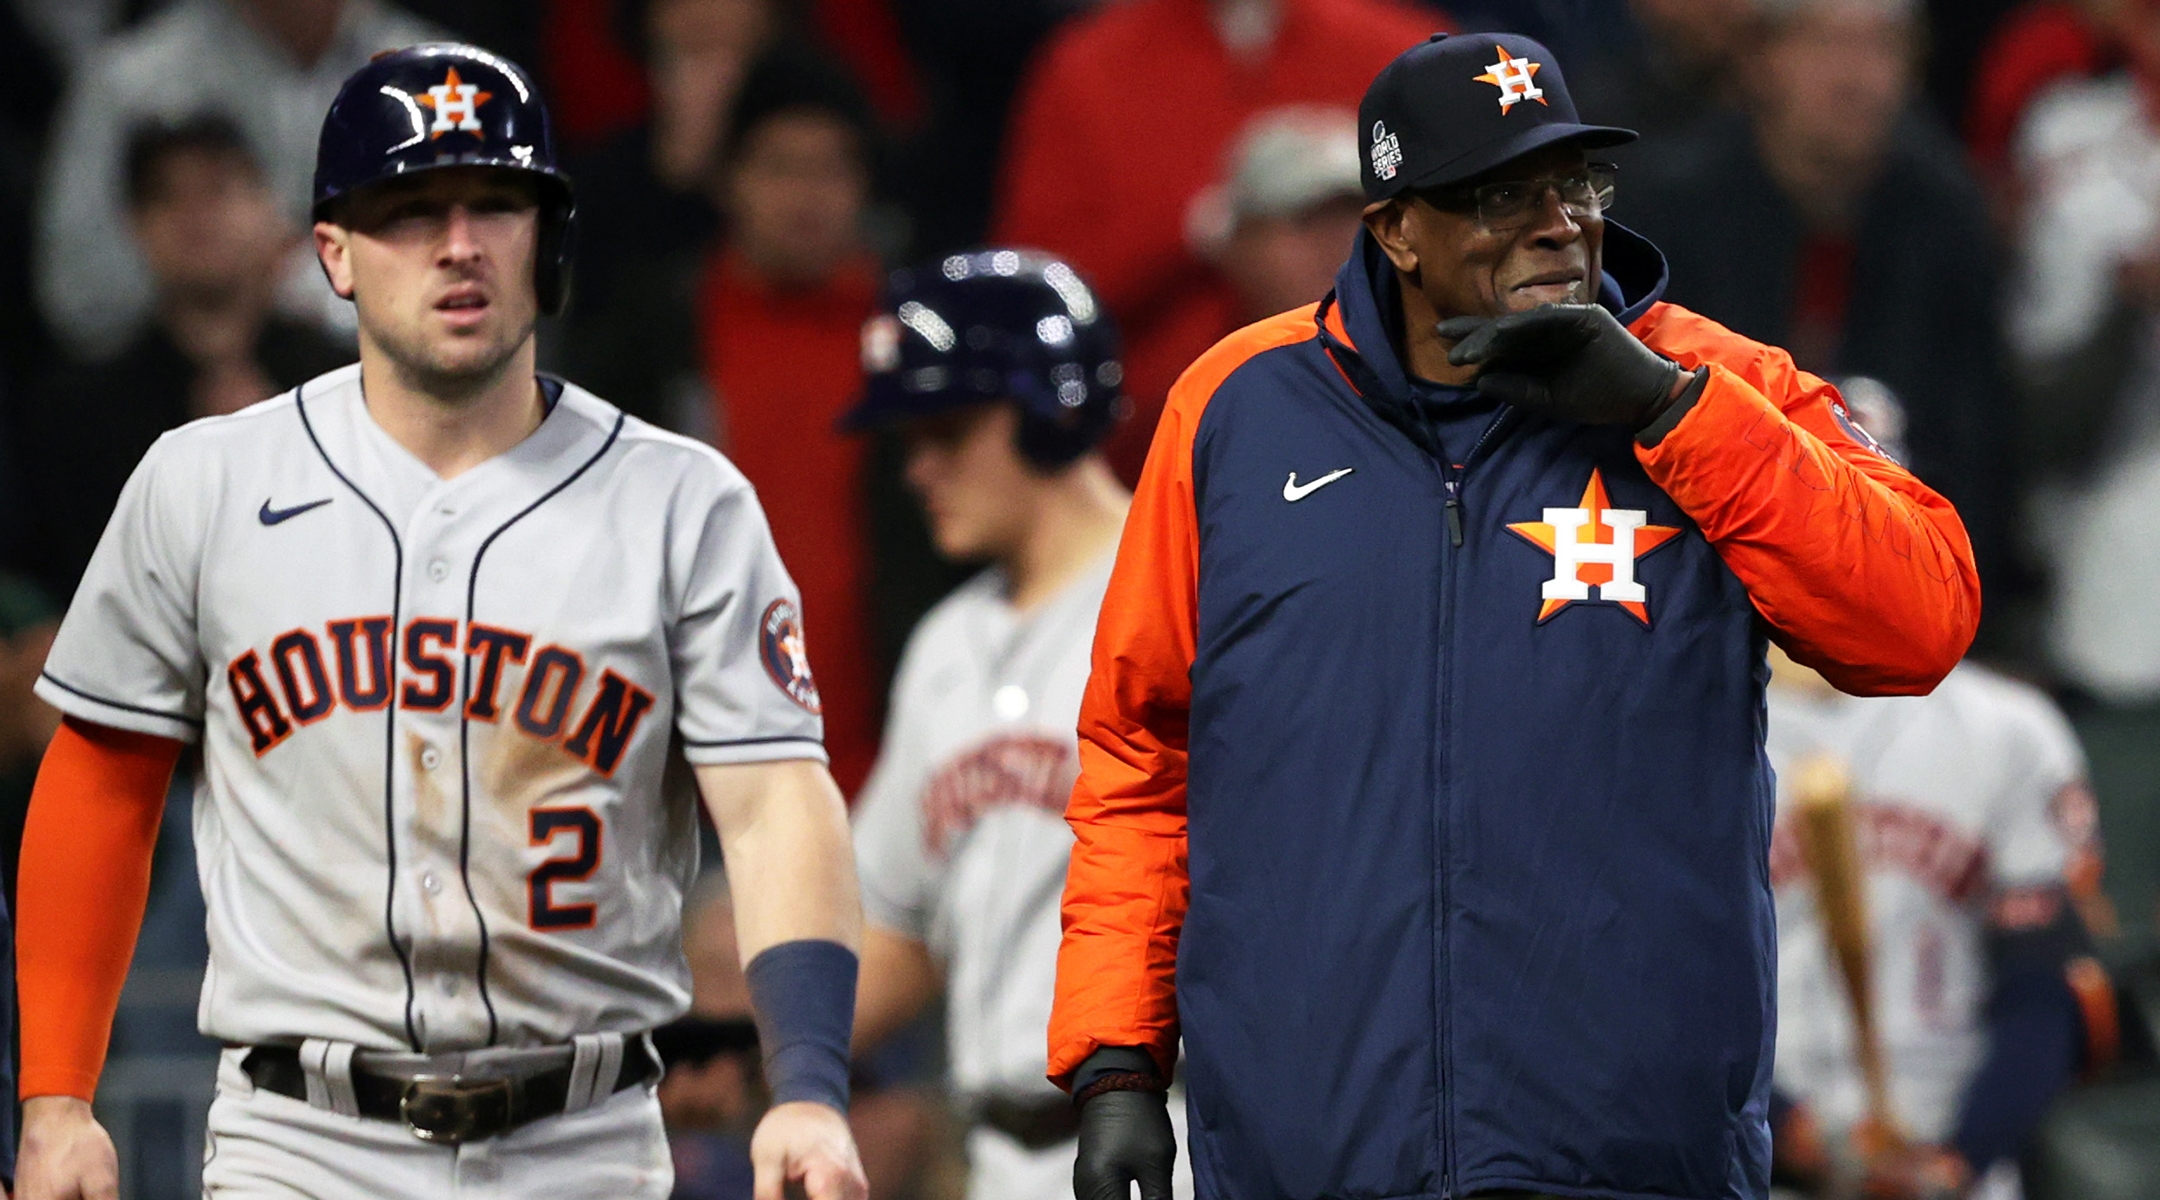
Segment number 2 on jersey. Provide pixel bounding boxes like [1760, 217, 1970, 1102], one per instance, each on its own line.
[529, 807, 602, 930]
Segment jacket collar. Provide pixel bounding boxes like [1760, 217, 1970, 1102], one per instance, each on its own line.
[1316, 219, 1671, 413]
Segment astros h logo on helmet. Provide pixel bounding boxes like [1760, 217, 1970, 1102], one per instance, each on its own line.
[417, 65, 492, 137]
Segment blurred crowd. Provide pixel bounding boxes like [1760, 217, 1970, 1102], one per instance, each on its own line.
[4, 0, 2160, 1195]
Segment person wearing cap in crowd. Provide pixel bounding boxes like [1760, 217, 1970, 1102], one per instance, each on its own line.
[1189, 106, 1371, 325]
[1050, 31, 1979, 1200]
[993, 0, 1444, 482]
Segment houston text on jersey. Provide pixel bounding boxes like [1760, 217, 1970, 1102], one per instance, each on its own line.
[224, 615, 657, 775]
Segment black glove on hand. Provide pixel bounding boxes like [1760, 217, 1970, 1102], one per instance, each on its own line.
[1074, 1088, 1176, 1200]
[1436, 305, 1704, 437]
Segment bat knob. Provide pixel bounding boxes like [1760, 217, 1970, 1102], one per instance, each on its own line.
[1792, 753, 1853, 811]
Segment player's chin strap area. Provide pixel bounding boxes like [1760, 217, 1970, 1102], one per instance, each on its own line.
[239, 1032, 660, 1145]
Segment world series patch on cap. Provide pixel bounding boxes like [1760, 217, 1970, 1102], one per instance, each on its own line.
[1358, 32, 1637, 201]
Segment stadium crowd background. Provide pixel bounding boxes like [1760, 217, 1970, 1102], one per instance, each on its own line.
[1, 0, 2159, 1195]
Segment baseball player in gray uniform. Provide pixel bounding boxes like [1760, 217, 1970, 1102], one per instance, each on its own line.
[841, 252, 1189, 1200]
[1763, 386, 2117, 1200]
[12, 45, 866, 1200]
[1767, 648, 2112, 1200]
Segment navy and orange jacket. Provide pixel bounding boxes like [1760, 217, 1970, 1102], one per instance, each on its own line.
[1050, 225, 1979, 1200]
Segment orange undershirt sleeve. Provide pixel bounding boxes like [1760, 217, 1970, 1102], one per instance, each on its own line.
[18, 716, 183, 1100]
[2065, 956, 2121, 1080]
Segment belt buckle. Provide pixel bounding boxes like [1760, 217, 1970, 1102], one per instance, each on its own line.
[398, 1073, 515, 1145]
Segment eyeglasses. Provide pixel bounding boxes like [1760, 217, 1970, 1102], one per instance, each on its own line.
[1421, 163, 1618, 233]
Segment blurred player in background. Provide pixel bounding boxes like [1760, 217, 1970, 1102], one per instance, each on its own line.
[1766, 382, 2119, 1200]
[840, 251, 1188, 1200]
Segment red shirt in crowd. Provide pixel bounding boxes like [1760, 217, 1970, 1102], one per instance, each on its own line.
[994, 0, 1441, 479]
[698, 250, 883, 796]
[540, 0, 650, 148]
[1966, 0, 2116, 182]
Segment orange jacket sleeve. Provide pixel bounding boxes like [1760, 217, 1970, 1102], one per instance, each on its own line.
[18, 716, 181, 1100]
[1633, 303, 1981, 695]
[1048, 311, 1315, 1088]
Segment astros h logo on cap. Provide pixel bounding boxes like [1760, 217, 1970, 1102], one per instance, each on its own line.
[1358, 32, 1636, 201]
[1473, 45, 1547, 114]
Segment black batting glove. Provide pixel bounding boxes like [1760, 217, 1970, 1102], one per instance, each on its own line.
[1074, 1088, 1176, 1200]
[1437, 304, 1705, 439]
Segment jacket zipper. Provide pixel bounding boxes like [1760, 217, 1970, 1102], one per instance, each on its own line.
[1433, 457, 1463, 1198]
[1435, 468, 1456, 1199]
[1433, 413, 1507, 1198]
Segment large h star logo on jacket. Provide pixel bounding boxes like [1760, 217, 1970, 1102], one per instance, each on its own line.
[1508, 468, 1681, 626]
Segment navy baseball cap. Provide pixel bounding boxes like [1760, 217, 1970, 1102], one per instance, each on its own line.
[1359, 32, 1636, 201]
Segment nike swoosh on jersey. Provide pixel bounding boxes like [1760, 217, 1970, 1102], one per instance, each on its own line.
[258, 497, 333, 526]
[1283, 468, 1354, 502]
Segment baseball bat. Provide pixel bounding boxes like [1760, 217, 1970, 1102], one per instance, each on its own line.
[1790, 754, 1902, 1151]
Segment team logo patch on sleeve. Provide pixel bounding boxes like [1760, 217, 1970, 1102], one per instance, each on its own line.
[1830, 401, 1900, 464]
[759, 599, 822, 714]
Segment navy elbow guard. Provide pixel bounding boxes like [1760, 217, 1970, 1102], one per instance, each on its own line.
[744, 938, 858, 1112]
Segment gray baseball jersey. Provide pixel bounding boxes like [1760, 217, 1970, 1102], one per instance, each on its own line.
[37, 364, 825, 1052]
[852, 550, 1115, 1103]
[1767, 663, 2093, 1153]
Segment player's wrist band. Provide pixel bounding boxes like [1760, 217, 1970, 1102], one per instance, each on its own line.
[745, 938, 858, 1113]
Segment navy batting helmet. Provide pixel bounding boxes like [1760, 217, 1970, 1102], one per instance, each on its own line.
[842, 250, 1126, 469]
[312, 44, 576, 314]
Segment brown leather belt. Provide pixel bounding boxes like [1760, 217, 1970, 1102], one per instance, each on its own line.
[241, 1041, 658, 1145]
[975, 1093, 1082, 1150]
